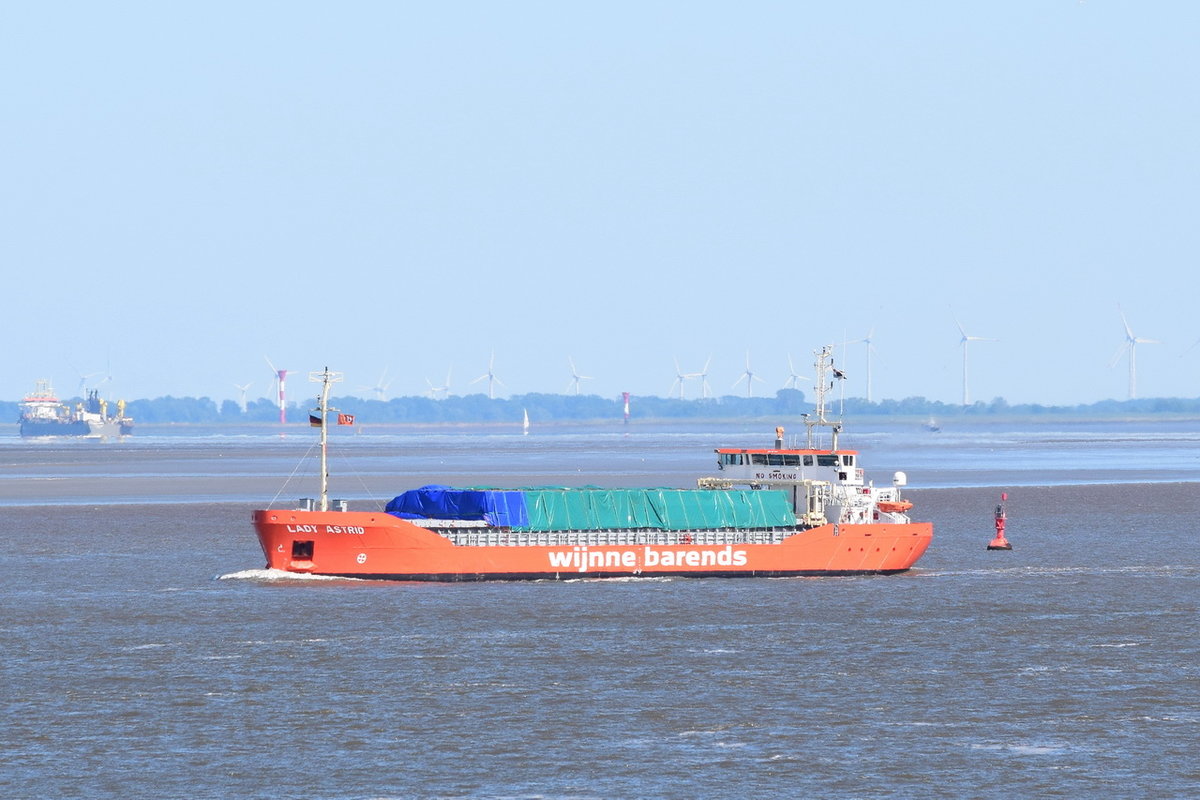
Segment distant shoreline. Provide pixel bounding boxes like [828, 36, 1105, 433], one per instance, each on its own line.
[8, 412, 1200, 437]
[12, 390, 1200, 429]
[131, 413, 1200, 430]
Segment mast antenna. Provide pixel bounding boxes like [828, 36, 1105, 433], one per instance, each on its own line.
[309, 367, 344, 512]
[805, 345, 843, 451]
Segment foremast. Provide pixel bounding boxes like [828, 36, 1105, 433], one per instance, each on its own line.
[805, 345, 846, 451]
[310, 367, 344, 512]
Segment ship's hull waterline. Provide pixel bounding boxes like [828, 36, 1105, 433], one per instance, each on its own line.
[253, 509, 933, 581]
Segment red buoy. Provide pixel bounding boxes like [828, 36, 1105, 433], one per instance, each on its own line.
[987, 492, 1012, 550]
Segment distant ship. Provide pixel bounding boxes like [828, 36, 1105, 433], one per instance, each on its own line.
[18, 380, 134, 438]
[253, 351, 933, 581]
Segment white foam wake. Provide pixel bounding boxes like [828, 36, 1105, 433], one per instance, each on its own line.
[216, 568, 361, 582]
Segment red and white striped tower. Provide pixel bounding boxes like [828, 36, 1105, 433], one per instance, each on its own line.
[266, 357, 288, 425]
[276, 369, 288, 425]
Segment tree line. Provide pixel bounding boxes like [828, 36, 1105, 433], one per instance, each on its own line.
[9, 389, 1200, 425]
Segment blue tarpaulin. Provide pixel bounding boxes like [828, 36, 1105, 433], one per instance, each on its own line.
[386, 486, 795, 531]
[385, 485, 529, 527]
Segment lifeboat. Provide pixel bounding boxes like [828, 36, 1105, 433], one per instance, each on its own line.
[876, 500, 914, 514]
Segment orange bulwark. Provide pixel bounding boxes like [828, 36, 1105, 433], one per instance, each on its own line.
[253, 508, 933, 581]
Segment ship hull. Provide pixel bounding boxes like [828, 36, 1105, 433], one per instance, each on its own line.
[18, 418, 133, 438]
[86, 418, 134, 437]
[253, 509, 933, 581]
[19, 419, 92, 437]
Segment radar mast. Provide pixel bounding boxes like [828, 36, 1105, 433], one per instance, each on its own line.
[805, 345, 844, 451]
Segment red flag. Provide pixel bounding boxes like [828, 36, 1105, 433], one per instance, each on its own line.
[338, 413, 355, 426]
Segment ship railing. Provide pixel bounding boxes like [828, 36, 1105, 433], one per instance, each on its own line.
[871, 487, 902, 503]
[436, 527, 796, 548]
[409, 518, 490, 529]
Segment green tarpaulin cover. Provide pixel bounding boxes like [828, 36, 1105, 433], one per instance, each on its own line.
[513, 488, 795, 532]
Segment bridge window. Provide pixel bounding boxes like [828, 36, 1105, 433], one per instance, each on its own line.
[803, 456, 813, 466]
[817, 455, 839, 467]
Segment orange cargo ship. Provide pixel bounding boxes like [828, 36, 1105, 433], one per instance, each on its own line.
[253, 349, 932, 581]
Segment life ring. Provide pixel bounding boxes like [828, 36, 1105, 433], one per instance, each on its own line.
[681, 533, 693, 545]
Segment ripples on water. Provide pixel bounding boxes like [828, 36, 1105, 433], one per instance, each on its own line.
[2, 426, 1199, 798]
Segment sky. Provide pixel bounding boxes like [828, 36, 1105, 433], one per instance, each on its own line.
[4, 2, 1199, 408]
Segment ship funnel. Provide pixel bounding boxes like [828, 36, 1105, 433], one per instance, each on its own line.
[892, 471, 907, 487]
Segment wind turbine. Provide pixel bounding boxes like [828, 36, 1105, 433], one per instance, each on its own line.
[265, 356, 288, 424]
[783, 354, 809, 390]
[90, 356, 115, 396]
[470, 352, 504, 399]
[685, 356, 713, 398]
[426, 367, 452, 399]
[732, 351, 765, 398]
[233, 382, 252, 412]
[69, 364, 102, 395]
[566, 357, 594, 395]
[846, 329, 879, 402]
[669, 358, 690, 399]
[1110, 307, 1159, 400]
[955, 318, 996, 406]
[361, 368, 394, 401]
